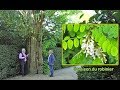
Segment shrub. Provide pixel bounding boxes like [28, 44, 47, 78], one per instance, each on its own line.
[53, 47, 62, 70]
[0, 45, 20, 80]
[76, 70, 111, 80]
[43, 61, 49, 75]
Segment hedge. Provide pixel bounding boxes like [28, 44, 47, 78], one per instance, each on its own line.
[53, 47, 62, 70]
[76, 70, 115, 80]
[0, 45, 20, 80]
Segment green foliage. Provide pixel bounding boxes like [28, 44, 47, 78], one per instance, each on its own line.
[85, 10, 120, 79]
[53, 47, 62, 70]
[70, 52, 92, 64]
[74, 38, 79, 48]
[91, 24, 118, 58]
[76, 70, 109, 80]
[43, 61, 49, 75]
[67, 39, 73, 49]
[62, 24, 66, 34]
[92, 58, 103, 64]
[62, 41, 67, 50]
[102, 40, 110, 52]
[67, 24, 73, 32]
[42, 38, 57, 57]
[111, 46, 118, 56]
[74, 24, 79, 32]
[70, 52, 104, 64]
[80, 24, 86, 32]
[64, 36, 70, 41]
[0, 45, 20, 80]
[62, 23, 119, 65]
[69, 30, 75, 37]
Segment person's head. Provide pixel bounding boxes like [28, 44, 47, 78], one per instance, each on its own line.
[22, 48, 26, 53]
[49, 50, 53, 55]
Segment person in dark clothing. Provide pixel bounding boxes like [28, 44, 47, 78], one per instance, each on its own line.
[48, 50, 55, 77]
[19, 48, 29, 76]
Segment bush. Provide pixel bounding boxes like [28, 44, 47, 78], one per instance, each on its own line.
[0, 45, 20, 80]
[53, 47, 62, 70]
[76, 69, 111, 80]
[77, 71, 102, 80]
[43, 61, 49, 75]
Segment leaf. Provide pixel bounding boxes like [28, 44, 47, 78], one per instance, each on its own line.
[102, 25, 109, 34]
[92, 58, 103, 64]
[107, 44, 112, 55]
[91, 30, 96, 38]
[80, 25, 85, 32]
[95, 33, 101, 42]
[108, 56, 116, 64]
[111, 46, 118, 56]
[80, 38, 83, 45]
[62, 41, 67, 50]
[74, 38, 79, 48]
[67, 39, 73, 49]
[62, 24, 66, 33]
[73, 24, 79, 32]
[67, 24, 73, 32]
[70, 52, 84, 64]
[102, 40, 110, 52]
[63, 36, 70, 41]
[111, 39, 118, 47]
[77, 32, 85, 39]
[98, 35, 106, 46]
[69, 31, 75, 37]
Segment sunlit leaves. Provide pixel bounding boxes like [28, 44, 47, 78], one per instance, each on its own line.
[102, 40, 110, 52]
[62, 24, 66, 33]
[63, 23, 119, 65]
[111, 46, 118, 56]
[74, 24, 79, 32]
[80, 38, 83, 45]
[74, 38, 79, 48]
[62, 41, 67, 50]
[69, 31, 75, 37]
[80, 25, 86, 32]
[92, 58, 103, 64]
[98, 36, 106, 46]
[107, 44, 112, 55]
[67, 24, 73, 32]
[63, 36, 70, 41]
[67, 39, 73, 49]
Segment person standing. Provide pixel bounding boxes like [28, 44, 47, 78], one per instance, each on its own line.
[19, 48, 29, 76]
[48, 50, 55, 77]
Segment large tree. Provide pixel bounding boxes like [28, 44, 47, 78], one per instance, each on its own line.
[0, 10, 45, 74]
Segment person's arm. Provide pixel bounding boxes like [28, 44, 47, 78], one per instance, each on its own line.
[19, 53, 25, 59]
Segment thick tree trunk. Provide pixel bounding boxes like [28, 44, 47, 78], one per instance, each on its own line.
[29, 36, 37, 74]
[26, 37, 31, 73]
[27, 10, 44, 74]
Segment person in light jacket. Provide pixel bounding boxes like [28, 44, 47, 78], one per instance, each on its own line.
[19, 48, 29, 76]
[48, 50, 55, 77]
